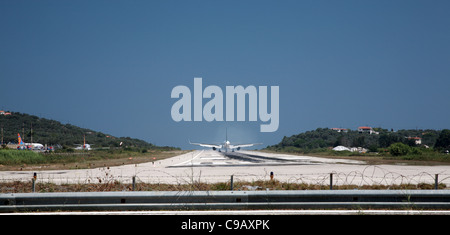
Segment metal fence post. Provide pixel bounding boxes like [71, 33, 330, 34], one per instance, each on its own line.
[330, 173, 333, 190]
[230, 175, 234, 191]
[32, 172, 37, 192]
[435, 174, 439, 190]
[132, 176, 136, 191]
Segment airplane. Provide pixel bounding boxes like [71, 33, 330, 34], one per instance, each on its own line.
[74, 135, 93, 150]
[74, 143, 92, 150]
[17, 133, 44, 150]
[189, 129, 261, 152]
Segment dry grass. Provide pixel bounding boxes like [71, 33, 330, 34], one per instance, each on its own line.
[0, 150, 190, 171]
[1, 179, 445, 193]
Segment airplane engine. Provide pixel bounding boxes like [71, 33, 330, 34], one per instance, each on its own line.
[212, 147, 216, 151]
[237, 147, 241, 151]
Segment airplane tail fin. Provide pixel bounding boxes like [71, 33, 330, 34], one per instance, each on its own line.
[17, 133, 24, 145]
[226, 128, 228, 142]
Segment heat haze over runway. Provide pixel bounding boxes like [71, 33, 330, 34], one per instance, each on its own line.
[169, 150, 364, 168]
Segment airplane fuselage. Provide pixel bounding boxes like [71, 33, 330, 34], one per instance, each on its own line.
[189, 129, 261, 152]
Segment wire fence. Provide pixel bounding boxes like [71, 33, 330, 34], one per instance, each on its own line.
[133, 168, 450, 189]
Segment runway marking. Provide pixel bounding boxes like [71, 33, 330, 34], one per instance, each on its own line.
[172, 150, 204, 167]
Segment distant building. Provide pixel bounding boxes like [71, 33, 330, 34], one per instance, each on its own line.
[350, 147, 368, 153]
[332, 145, 367, 153]
[358, 126, 372, 133]
[407, 136, 422, 145]
[358, 126, 379, 134]
[331, 128, 348, 133]
[0, 111, 11, 116]
[332, 146, 350, 151]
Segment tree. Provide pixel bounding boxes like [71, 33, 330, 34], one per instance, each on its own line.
[379, 133, 401, 148]
[388, 142, 411, 156]
[352, 136, 365, 147]
[435, 129, 450, 150]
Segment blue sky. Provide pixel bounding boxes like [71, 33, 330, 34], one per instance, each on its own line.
[1, 1, 449, 149]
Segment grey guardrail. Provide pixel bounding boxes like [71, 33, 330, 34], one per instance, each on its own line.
[1, 190, 450, 212]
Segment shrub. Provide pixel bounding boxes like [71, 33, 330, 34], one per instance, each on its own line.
[388, 142, 411, 156]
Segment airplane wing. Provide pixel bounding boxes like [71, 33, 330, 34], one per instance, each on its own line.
[189, 140, 222, 149]
[229, 143, 263, 150]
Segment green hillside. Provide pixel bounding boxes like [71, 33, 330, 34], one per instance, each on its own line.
[266, 127, 450, 154]
[0, 111, 177, 150]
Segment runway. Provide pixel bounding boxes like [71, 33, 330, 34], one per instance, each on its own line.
[169, 150, 364, 167]
[0, 150, 449, 187]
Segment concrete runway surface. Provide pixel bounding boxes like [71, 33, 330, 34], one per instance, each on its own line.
[0, 150, 449, 186]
